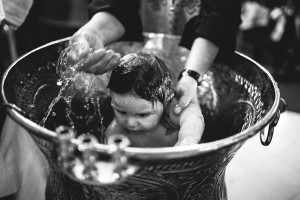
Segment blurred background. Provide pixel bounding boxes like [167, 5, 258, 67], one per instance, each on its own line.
[0, 0, 299, 200]
[237, 0, 300, 114]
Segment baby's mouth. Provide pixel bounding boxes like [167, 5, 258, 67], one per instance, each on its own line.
[123, 126, 135, 131]
[123, 126, 141, 133]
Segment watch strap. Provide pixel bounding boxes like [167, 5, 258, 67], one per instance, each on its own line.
[178, 69, 201, 85]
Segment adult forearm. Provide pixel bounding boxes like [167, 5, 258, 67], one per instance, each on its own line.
[185, 37, 219, 75]
[80, 12, 125, 46]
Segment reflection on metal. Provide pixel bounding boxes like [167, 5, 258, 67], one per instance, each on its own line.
[2, 23, 18, 62]
[234, 72, 264, 121]
[260, 98, 286, 146]
[56, 126, 138, 185]
[1, 33, 286, 199]
[198, 71, 218, 112]
[1, 102, 28, 117]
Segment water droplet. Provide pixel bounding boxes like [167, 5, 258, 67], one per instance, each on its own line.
[20, 81, 25, 87]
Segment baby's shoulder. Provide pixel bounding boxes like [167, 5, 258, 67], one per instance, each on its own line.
[157, 123, 178, 136]
[105, 119, 122, 136]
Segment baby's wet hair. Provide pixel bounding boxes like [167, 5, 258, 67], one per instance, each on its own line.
[107, 51, 174, 106]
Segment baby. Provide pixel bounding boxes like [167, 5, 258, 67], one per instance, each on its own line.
[105, 51, 205, 147]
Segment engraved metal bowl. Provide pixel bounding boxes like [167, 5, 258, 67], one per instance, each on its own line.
[1, 33, 286, 200]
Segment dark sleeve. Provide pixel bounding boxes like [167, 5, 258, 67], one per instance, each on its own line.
[88, 0, 143, 42]
[258, 0, 286, 8]
[179, 0, 242, 58]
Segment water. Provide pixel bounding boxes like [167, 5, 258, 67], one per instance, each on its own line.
[39, 46, 112, 143]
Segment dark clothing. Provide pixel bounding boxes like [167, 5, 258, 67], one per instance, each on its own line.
[88, 0, 143, 42]
[180, 0, 241, 54]
[88, 0, 241, 58]
[255, 0, 285, 8]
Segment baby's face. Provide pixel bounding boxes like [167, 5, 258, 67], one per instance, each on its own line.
[110, 92, 164, 132]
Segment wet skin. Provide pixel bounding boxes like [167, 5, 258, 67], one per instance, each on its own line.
[105, 91, 178, 147]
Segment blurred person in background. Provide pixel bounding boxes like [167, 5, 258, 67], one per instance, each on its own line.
[238, 0, 300, 80]
[239, 0, 271, 63]
[0, 0, 33, 135]
[269, 0, 299, 79]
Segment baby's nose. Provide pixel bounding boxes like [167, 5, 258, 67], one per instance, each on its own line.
[126, 117, 138, 127]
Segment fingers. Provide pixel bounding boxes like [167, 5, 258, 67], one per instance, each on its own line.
[102, 52, 121, 73]
[80, 48, 107, 70]
[174, 89, 191, 114]
[66, 29, 105, 65]
[60, 29, 120, 76]
[67, 45, 90, 64]
[174, 76, 198, 115]
[79, 49, 121, 74]
[65, 32, 120, 75]
[71, 29, 103, 49]
[65, 38, 92, 66]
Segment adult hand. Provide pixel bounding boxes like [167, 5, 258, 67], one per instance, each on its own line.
[174, 75, 198, 115]
[174, 37, 218, 115]
[164, 93, 204, 146]
[62, 29, 121, 75]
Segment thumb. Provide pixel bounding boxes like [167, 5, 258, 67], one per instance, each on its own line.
[173, 90, 191, 115]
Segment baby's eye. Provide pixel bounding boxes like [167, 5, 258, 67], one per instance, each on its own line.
[116, 110, 127, 115]
[138, 113, 151, 117]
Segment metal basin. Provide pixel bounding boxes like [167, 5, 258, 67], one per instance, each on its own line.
[1, 33, 286, 200]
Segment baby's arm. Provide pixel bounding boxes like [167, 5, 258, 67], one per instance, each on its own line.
[175, 95, 205, 146]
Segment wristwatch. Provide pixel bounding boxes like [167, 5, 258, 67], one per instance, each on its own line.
[178, 69, 201, 85]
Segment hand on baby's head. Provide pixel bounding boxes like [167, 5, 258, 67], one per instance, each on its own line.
[60, 29, 121, 76]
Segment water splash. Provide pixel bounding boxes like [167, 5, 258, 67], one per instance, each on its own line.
[39, 46, 110, 143]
